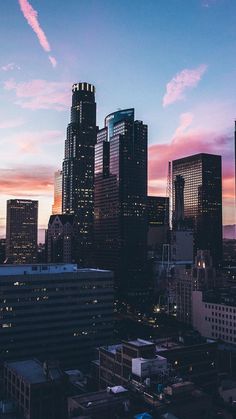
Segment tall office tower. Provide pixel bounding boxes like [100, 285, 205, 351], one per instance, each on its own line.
[147, 196, 169, 258]
[52, 169, 62, 215]
[172, 153, 223, 266]
[6, 199, 38, 264]
[62, 83, 96, 266]
[46, 214, 77, 263]
[94, 109, 147, 295]
[173, 175, 185, 228]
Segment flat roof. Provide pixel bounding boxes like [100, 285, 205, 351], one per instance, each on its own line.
[127, 339, 154, 347]
[6, 360, 47, 384]
[71, 387, 128, 408]
[0, 264, 112, 276]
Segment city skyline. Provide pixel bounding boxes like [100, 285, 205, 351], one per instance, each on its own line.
[0, 0, 235, 240]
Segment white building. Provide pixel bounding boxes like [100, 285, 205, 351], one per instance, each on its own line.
[192, 289, 236, 344]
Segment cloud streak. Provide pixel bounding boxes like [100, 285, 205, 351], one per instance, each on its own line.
[4, 79, 71, 111]
[0, 165, 55, 197]
[163, 64, 207, 107]
[8, 130, 63, 154]
[1, 63, 21, 71]
[18, 0, 57, 67]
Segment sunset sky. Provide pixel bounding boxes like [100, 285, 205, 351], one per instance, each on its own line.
[0, 0, 235, 240]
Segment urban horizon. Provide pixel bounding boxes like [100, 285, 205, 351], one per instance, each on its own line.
[0, 0, 235, 241]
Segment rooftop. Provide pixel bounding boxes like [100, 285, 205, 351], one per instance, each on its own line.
[0, 264, 112, 276]
[71, 387, 128, 409]
[5, 359, 64, 384]
[127, 339, 154, 348]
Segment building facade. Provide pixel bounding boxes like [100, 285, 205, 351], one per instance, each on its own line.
[62, 83, 97, 266]
[175, 250, 216, 324]
[46, 214, 77, 263]
[147, 196, 169, 258]
[52, 170, 62, 215]
[94, 109, 147, 295]
[0, 264, 114, 368]
[6, 199, 38, 264]
[192, 287, 236, 345]
[4, 359, 68, 419]
[172, 153, 223, 266]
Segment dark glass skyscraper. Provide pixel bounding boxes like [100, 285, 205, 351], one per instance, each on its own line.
[62, 83, 96, 265]
[172, 153, 223, 266]
[6, 199, 38, 264]
[94, 109, 147, 295]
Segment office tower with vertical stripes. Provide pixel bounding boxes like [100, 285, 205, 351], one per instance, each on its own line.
[62, 83, 97, 265]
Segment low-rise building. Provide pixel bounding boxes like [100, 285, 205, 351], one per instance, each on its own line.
[4, 359, 67, 419]
[0, 264, 114, 368]
[68, 386, 130, 418]
[94, 339, 167, 389]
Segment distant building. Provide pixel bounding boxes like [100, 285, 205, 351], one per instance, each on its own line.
[147, 196, 169, 258]
[4, 359, 68, 419]
[0, 238, 6, 263]
[6, 199, 38, 264]
[175, 250, 217, 324]
[171, 230, 194, 262]
[46, 214, 77, 263]
[192, 286, 236, 345]
[94, 109, 147, 296]
[172, 153, 223, 266]
[0, 264, 114, 368]
[62, 83, 97, 266]
[52, 170, 62, 215]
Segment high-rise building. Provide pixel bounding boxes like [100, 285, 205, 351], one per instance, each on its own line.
[52, 170, 62, 215]
[0, 264, 114, 368]
[6, 199, 38, 264]
[62, 83, 97, 266]
[94, 109, 147, 295]
[46, 214, 77, 263]
[147, 196, 169, 258]
[172, 153, 223, 266]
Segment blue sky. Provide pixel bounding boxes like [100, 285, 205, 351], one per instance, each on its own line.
[0, 0, 235, 238]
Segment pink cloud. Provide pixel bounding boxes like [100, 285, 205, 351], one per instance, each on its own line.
[1, 63, 21, 71]
[4, 79, 71, 111]
[163, 64, 207, 107]
[0, 165, 55, 197]
[0, 117, 25, 129]
[48, 56, 57, 68]
[8, 130, 63, 154]
[148, 118, 234, 224]
[18, 0, 56, 67]
[173, 112, 194, 137]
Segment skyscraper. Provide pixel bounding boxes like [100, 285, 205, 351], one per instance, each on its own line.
[46, 214, 77, 263]
[62, 82, 97, 266]
[94, 109, 147, 295]
[147, 196, 169, 258]
[172, 153, 222, 266]
[52, 169, 62, 215]
[6, 199, 38, 264]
